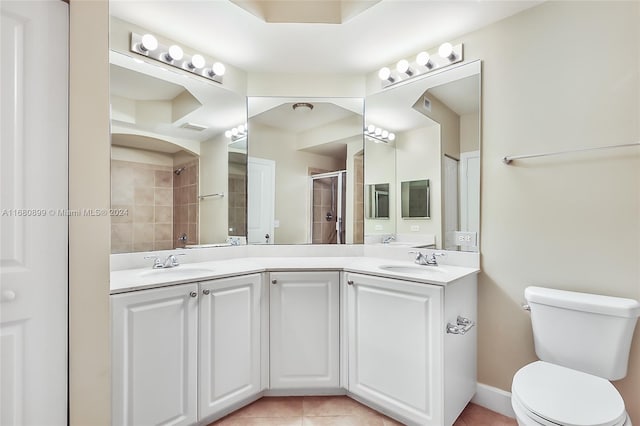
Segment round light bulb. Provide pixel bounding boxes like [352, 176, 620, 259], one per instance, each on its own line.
[438, 42, 454, 59]
[381, 130, 389, 139]
[416, 51, 431, 67]
[378, 67, 391, 81]
[140, 34, 158, 52]
[166, 45, 183, 62]
[190, 54, 205, 69]
[388, 133, 396, 141]
[375, 127, 382, 136]
[237, 124, 245, 134]
[367, 124, 375, 133]
[225, 130, 232, 138]
[231, 128, 239, 136]
[211, 62, 226, 76]
[396, 59, 410, 73]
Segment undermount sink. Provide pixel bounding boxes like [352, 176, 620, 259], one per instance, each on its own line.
[378, 264, 444, 274]
[138, 265, 215, 278]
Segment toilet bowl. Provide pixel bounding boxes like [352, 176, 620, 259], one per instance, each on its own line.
[511, 361, 631, 426]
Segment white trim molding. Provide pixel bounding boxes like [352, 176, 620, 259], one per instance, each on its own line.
[472, 383, 516, 419]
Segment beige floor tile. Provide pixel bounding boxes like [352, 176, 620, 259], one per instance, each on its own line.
[214, 417, 303, 426]
[227, 397, 304, 418]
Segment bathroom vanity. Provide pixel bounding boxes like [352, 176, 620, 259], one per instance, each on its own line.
[110, 253, 478, 426]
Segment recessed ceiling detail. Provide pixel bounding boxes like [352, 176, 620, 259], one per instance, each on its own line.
[229, 0, 381, 24]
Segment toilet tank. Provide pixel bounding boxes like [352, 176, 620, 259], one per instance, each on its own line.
[525, 286, 640, 380]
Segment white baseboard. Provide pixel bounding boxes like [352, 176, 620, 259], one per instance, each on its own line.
[471, 383, 516, 419]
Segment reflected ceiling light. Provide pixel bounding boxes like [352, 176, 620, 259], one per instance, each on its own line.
[225, 123, 248, 142]
[139, 34, 158, 52]
[364, 124, 395, 144]
[377, 42, 463, 88]
[129, 32, 226, 84]
[416, 51, 433, 69]
[165, 45, 184, 62]
[438, 42, 456, 61]
[292, 102, 314, 112]
[378, 67, 395, 84]
[396, 59, 414, 77]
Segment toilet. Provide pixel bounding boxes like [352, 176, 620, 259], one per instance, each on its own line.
[512, 286, 640, 426]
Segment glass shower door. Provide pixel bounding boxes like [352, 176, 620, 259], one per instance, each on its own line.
[311, 171, 346, 244]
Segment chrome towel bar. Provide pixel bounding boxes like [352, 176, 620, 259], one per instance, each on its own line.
[503, 142, 640, 165]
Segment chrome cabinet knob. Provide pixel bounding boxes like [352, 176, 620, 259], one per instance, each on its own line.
[271, 280, 277, 285]
[189, 291, 197, 298]
[203, 289, 210, 295]
[347, 280, 354, 285]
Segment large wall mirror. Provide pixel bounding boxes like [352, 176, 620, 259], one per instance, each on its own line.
[109, 50, 247, 253]
[247, 97, 364, 245]
[365, 60, 481, 251]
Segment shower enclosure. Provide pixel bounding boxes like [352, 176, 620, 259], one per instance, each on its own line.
[310, 171, 346, 244]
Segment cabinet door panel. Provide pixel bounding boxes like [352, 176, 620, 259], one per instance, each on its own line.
[199, 274, 262, 419]
[270, 271, 340, 389]
[112, 284, 198, 426]
[347, 273, 443, 425]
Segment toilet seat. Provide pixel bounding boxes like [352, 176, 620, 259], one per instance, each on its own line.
[511, 361, 627, 426]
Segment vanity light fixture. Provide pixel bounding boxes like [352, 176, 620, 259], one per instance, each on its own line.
[378, 42, 463, 88]
[438, 42, 457, 61]
[378, 67, 395, 84]
[416, 51, 433, 69]
[207, 62, 226, 78]
[165, 45, 184, 62]
[139, 34, 158, 52]
[292, 102, 314, 112]
[130, 32, 225, 84]
[188, 54, 206, 70]
[225, 123, 248, 142]
[365, 124, 395, 144]
[396, 59, 414, 77]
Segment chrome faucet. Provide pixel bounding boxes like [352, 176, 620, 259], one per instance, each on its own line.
[382, 235, 396, 244]
[409, 251, 445, 266]
[144, 253, 185, 269]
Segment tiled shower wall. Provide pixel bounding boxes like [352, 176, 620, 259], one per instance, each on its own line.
[173, 159, 199, 248]
[111, 160, 174, 253]
[228, 172, 246, 236]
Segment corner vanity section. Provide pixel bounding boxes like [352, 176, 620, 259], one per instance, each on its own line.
[110, 255, 478, 426]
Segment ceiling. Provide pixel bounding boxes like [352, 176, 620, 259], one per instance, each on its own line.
[109, 0, 543, 74]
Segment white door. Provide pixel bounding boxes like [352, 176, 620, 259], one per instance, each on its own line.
[111, 284, 199, 426]
[199, 274, 262, 420]
[460, 151, 480, 252]
[247, 157, 275, 244]
[346, 273, 443, 425]
[443, 156, 459, 250]
[0, 1, 68, 425]
[270, 271, 340, 389]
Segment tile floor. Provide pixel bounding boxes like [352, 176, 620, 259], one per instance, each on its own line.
[209, 395, 517, 425]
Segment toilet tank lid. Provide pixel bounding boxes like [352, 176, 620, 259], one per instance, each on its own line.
[525, 286, 640, 318]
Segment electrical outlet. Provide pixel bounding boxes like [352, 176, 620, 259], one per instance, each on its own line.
[375, 225, 383, 231]
[410, 225, 420, 232]
[454, 231, 477, 246]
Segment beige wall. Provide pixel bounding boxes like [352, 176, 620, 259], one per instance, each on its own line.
[199, 134, 230, 243]
[395, 125, 442, 243]
[456, 1, 640, 421]
[69, 1, 111, 425]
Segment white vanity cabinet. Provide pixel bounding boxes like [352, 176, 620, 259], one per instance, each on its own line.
[198, 273, 262, 420]
[269, 271, 340, 390]
[111, 274, 264, 426]
[345, 272, 477, 426]
[111, 283, 199, 426]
